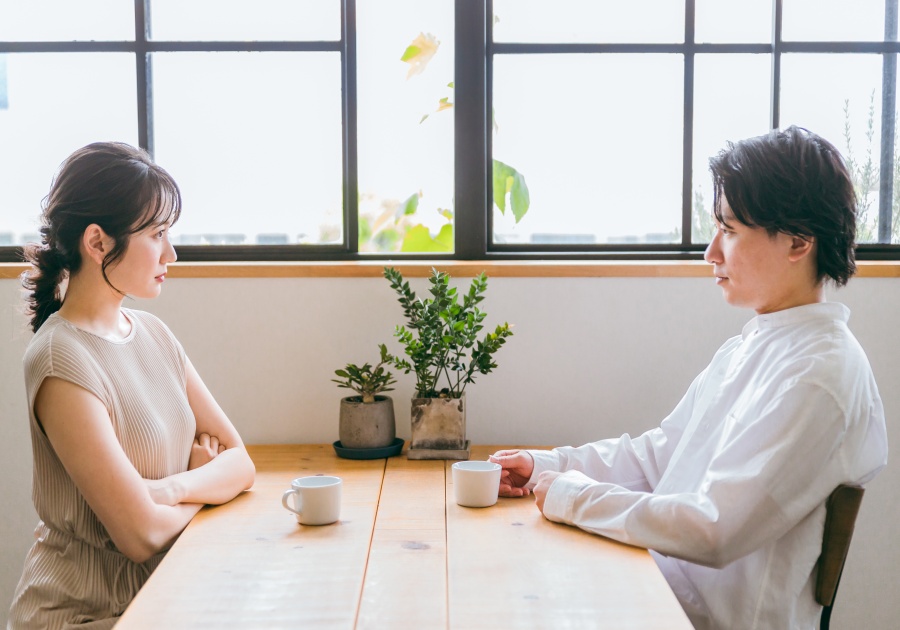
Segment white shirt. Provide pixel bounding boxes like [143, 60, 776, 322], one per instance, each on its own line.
[527, 302, 888, 630]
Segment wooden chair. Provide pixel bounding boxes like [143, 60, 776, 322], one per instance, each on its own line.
[816, 484, 865, 630]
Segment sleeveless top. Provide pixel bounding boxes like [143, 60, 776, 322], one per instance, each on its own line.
[8, 309, 195, 629]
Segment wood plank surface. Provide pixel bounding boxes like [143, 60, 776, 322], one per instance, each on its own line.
[117, 444, 692, 629]
[117, 444, 385, 630]
[445, 445, 693, 629]
[356, 455, 448, 629]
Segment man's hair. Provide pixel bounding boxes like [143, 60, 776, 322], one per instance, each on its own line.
[709, 125, 858, 286]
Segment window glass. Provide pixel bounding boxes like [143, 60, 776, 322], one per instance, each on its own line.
[692, 54, 771, 243]
[492, 54, 684, 245]
[149, 0, 340, 42]
[780, 54, 892, 243]
[694, 0, 771, 44]
[2, 4, 900, 260]
[152, 52, 343, 245]
[782, 0, 885, 42]
[0, 0, 134, 41]
[356, 0, 454, 253]
[493, 0, 684, 44]
[0, 53, 137, 246]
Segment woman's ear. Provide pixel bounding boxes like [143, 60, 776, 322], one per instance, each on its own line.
[81, 224, 113, 265]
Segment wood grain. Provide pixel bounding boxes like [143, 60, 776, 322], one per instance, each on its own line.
[117, 445, 384, 630]
[444, 446, 693, 629]
[117, 444, 692, 629]
[356, 455, 447, 629]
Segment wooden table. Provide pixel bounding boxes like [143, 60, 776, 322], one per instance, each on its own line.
[117, 444, 692, 629]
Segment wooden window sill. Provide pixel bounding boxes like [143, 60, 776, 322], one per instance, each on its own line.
[2, 260, 899, 279]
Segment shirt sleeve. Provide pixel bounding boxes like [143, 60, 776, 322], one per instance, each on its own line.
[540, 380, 879, 569]
[525, 367, 706, 491]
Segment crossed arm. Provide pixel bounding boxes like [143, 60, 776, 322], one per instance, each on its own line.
[35, 357, 256, 564]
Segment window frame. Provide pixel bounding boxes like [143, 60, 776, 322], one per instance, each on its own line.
[1, 0, 899, 263]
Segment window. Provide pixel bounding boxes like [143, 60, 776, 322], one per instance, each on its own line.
[1, 0, 898, 262]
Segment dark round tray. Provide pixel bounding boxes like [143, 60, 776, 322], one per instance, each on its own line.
[332, 437, 405, 460]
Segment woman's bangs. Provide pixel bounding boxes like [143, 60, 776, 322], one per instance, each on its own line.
[135, 176, 182, 232]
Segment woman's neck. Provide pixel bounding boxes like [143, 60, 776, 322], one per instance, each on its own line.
[58, 271, 131, 341]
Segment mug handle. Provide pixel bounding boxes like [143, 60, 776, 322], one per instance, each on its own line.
[282, 489, 302, 515]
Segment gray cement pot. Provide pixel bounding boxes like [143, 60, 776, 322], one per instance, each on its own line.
[409, 395, 466, 451]
[339, 395, 396, 449]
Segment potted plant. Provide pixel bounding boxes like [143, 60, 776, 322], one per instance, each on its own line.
[332, 344, 398, 451]
[383, 266, 513, 460]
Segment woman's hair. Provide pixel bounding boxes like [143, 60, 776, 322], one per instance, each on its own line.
[21, 142, 182, 333]
[709, 125, 858, 286]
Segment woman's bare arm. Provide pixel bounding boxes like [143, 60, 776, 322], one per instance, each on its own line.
[36, 377, 204, 564]
[145, 357, 255, 506]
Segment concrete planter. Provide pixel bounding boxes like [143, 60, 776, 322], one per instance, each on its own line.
[338, 395, 396, 449]
[407, 395, 470, 460]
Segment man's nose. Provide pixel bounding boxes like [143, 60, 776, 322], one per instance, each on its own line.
[704, 232, 721, 264]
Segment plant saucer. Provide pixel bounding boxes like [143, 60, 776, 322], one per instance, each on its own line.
[332, 437, 405, 460]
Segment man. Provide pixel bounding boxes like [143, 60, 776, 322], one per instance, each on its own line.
[491, 126, 888, 629]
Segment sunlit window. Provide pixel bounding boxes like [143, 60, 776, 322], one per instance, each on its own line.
[1, 1, 898, 260]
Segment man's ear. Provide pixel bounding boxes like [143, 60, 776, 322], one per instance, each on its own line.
[787, 234, 815, 262]
[82, 224, 113, 265]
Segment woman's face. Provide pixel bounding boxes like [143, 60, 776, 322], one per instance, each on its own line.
[105, 219, 177, 299]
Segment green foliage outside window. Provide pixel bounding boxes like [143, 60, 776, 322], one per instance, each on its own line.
[843, 91, 900, 244]
[691, 93, 900, 247]
[357, 31, 531, 254]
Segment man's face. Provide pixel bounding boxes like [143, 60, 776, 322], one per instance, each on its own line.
[703, 200, 809, 314]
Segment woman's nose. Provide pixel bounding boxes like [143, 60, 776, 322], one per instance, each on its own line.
[164, 238, 177, 263]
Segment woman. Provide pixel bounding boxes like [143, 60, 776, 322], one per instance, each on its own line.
[9, 142, 256, 629]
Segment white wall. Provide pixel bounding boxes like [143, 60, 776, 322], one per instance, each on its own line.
[1, 273, 897, 627]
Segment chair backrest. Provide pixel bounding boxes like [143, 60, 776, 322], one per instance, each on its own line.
[816, 483, 865, 630]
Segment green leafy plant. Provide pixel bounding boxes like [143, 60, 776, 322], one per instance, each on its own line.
[383, 266, 513, 399]
[332, 344, 397, 403]
[353, 26, 533, 253]
[842, 91, 900, 244]
[692, 187, 716, 243]
[358, 192, 455, 254]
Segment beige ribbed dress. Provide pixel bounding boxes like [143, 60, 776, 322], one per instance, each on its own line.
[9, 309, 195, 629]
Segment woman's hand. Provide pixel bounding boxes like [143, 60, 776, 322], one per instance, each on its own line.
[488, 449, 535, 497]
[145, 433, 226, 506]
[144, 478, 180, 506]
[189, 432, 225, 470]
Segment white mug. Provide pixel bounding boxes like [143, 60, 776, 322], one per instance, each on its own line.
[281, 475, 342, 525]
[452, 461, 501, 508]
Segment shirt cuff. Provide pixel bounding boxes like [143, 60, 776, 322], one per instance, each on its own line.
[542, 470, 595, 524]
[524, 449, 562, 489]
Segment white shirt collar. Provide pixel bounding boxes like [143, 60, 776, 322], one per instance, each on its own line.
[741, 302, 850, 339]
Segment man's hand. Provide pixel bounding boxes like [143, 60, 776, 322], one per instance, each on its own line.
[489, 449, 535, 497]
[532, 470, 563, 512]
[189, 432, 225, 470]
